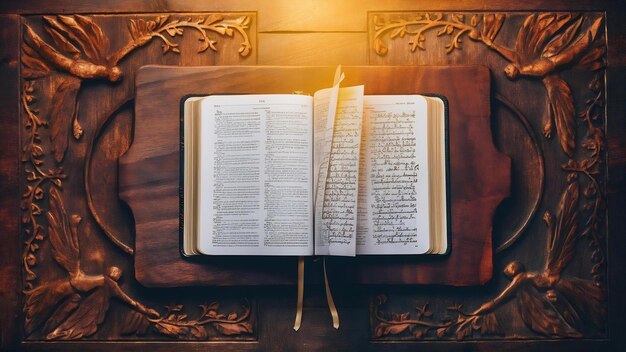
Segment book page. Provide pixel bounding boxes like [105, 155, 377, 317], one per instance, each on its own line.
[312, 67, 343, 205]
[314, 85, 364, 256]
[197, 94, 314, 255]
[312, 87, 339, 207]
[356, 95, 431, 255]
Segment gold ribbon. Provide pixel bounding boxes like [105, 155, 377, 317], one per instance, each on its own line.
[323, 257, 340, 329]
[293, 257, 340, 330]
[293, 256, 305, 331]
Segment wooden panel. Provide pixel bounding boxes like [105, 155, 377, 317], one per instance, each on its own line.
[0, 14, 21, 352]
[258, 33, 368, 65]
[0, 1, 623, 350]
[122, 65, 508, 287]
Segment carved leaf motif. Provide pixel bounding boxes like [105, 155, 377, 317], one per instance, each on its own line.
[372, 295, 450, 339]
[438, 310, 503, 341]
[122, 302, 255, 339]
[375, 322, 412, 337]
[470, 14, 480, 27]
[152, 320, 187, 337]
[374, 37, 388, 55]
[122, 14, 252, 61]
[152, 320, 208, 340]
[213, 321, 253, 336]
[189, 325, 208, 339]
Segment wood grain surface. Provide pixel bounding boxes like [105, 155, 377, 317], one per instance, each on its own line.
[0, 2, 625, 351]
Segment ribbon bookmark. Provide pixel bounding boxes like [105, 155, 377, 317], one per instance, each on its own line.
[323, 257, 340, 329]
[293, 256, 305, 331]
[333, 64, 345, 86]
[294, 65, 343, 332]
[323, 66, 342, 330]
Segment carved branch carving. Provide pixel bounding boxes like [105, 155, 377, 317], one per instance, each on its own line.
[20, 81, 67, 289]
[122, 302, 253, 339]
[373, 295, 444, 339]
[372, 13, 494, 55]
[111, 14, 252, 64]
[561, 74, 606, 286]
[372, 295, 502, 340]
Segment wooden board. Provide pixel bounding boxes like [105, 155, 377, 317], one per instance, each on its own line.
[119, 65, 509, 287]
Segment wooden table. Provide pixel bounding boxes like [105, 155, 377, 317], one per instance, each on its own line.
[1, 1, 625, 351]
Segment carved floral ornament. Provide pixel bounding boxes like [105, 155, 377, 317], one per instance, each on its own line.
[371, 12, 606, 340]
[18, 12, 607, 342]
[20, 14, 254, 340]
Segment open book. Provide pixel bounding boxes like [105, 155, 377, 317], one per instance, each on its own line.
[182, 69, 449, 257]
